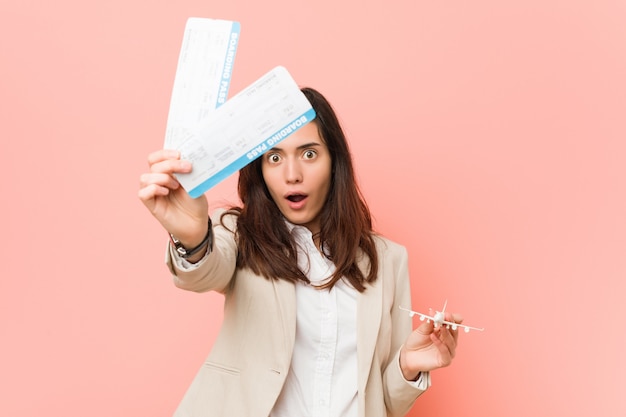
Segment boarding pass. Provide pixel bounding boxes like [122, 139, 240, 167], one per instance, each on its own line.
[175, 66, 316, 198]
[164, 18, 240, 149]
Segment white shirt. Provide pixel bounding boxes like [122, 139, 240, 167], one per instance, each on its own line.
[170, 220, 431, 416]
[270, 223, 358, 417]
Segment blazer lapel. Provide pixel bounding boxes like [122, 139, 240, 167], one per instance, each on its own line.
[356, 255, 383, 392]
[272, 277, 297, 370]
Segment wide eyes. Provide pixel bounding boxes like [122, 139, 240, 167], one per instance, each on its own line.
[265, 149, 318, 164]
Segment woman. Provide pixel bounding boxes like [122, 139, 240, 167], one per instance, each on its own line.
[138, 87, 462, 417]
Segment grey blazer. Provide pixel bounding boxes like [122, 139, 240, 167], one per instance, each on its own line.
[166, 210, 427, 417]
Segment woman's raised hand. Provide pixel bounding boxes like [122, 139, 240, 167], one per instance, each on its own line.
[138, 149, 209, 247]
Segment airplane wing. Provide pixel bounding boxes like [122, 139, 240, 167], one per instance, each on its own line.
[440, 319, 485, 333]
[398, 306, 435, 322]
[399, 306, 485, 333]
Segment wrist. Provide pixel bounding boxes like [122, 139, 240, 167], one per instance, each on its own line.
[182, 242, 209, 264]
[399, 348, 421, 381]
[169, 218, 213, 260]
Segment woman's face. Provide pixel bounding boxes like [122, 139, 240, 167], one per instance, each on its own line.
[261, 122, 332, 234]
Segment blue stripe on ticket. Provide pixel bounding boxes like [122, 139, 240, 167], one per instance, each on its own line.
[216, 22, 241, 108]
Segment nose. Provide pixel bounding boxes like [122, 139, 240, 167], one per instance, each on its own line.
[284, 158, 302, 184]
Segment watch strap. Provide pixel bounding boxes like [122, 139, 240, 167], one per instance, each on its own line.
[169, 218, 213, 259]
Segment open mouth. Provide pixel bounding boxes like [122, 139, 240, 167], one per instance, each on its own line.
[286, 194, 307, 202]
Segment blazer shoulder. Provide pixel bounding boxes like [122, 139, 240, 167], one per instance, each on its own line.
[373, 233, 408, 258]
[211, 207, 239, 230]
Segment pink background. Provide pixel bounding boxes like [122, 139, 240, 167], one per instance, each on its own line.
[2, 1, 625, 416]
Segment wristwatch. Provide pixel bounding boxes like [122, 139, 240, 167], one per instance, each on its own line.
[169, 218, 213, 259]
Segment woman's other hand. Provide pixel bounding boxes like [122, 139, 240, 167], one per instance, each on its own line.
[399, 312, 463, 381]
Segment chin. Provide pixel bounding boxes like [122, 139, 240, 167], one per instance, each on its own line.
[287, 216, 310, 226]
[284, 213, 312, 226]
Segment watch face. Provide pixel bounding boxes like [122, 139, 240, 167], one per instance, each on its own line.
[169, 234, 187, 257]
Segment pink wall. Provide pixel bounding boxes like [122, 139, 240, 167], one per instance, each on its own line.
[2, 1, 625, 416]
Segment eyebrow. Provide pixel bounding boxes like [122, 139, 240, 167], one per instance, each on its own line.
[271, 142, 322, 152]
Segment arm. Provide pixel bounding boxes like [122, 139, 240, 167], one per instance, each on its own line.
[139, 149, 236, 293]
[166, 209, 238, 294]
[382, 245, 429, 417]
[378, 244, 461, 383]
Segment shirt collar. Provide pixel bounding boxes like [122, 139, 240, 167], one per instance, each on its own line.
[284, 219, 313, 241]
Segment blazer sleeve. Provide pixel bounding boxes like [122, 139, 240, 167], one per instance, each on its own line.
[165, 209, 238, 294]
[382, 244, 430, 416]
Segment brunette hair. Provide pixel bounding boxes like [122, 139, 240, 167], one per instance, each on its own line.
[228, 87, 378, 292]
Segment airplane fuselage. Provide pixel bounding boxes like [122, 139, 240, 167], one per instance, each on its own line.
[433, 312, 445, 327]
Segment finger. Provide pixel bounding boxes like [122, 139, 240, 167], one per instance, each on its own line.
[404, 319, 435, 350]
[430, 330, 455, 366]
[149, 158, 193, 175]
[437, 324, 458, 349]
[446, 313, 463, 345]
[147, 149, 181, 166]
[146, 149, 192, 176]
[138, 182, 171, 206]
[138, 172, 184, 208]
[139, 172, 181, 190]
[415, 317, 435, 336]
[428, 333, 452, 367]
[441, 328, 457, 358]
[450, 312, 464, 325]
[443, 311, 463, 324]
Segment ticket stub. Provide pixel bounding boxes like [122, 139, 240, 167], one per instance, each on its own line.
[175, 66, 316, 198]
[164, 18, 240, 149]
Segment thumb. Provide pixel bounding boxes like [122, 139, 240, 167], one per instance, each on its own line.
[405, 319, 435, 349]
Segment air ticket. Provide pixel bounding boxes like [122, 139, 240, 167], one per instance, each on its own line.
[175, 66, 316, 198]
[164, 18, 240, 149]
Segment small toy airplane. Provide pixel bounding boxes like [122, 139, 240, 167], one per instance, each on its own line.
[399, 300, 485, 333]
